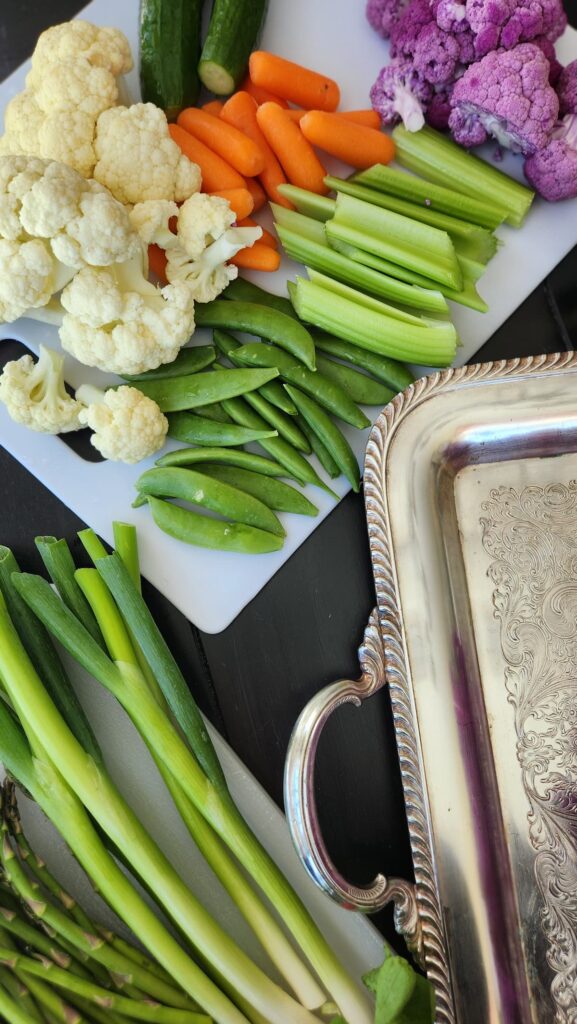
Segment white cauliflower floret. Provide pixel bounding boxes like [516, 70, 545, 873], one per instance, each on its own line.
[38, 110, 98, 179]
[0, 344, 83, 433]
[94, 104, 201, 205]
[0, 92, 44, 158]
[31, 58, 119, 119]
[27, 20, 133, 83]
[129, 200, 179, 249]
[76, 384, 168, 464]
[0, 238, 56, 322]
[176, 192, 235, 260]
[166, 226, 262, 304]
[59, 251, 195, 375]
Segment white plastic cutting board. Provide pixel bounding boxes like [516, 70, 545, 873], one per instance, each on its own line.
[1, 2, 577, 633]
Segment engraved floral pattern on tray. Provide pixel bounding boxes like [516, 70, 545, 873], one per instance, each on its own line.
[480, 482, 577, 1024]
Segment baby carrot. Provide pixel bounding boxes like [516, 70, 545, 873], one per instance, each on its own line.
[245, 176, 267, 212]
[241, 75, 289, 108]
[230, 242, 281, 272]
[237, 217, 278, 248]
[285, 108, 382, 128]
[300, 110, 395, 168]
[168, 123, 246, 191]
[220, 91, 291, 208]
[249, 51, 340, 112]
[209, 187, 254, 220]
[202, 99, 224, 116]
[148, 244, 167, 283]
[177, 107, 265, 177]
[256, 102, 329, 195]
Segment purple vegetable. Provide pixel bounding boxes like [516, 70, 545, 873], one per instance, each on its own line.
[557, 60, 577, 115]
[390, 0, 435, 61]
[532, 35, 562, 84]
[426, 81, 456, 129]
[370, 58, 433, 130]
[366, 0, 411, 37]
[430, 0, 470, 33]
[524, 114, 577, 200]
[391, 0, 473, 84]
[465, 0, 567, 58]
[449, 42, 559, 153]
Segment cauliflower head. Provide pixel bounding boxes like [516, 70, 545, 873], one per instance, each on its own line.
[166, 225, 261, 304]
[370, 59, 432, 130]
[59, 252, 195, 375]
[524, 114, 577, 200]
[30, 58, 119, 120]
[0, 344, 83, 433]
[176, 192, 236, 259]
[94, 104, 201, 205]
[0, 238, 55, 322]
[77, 385, 168, 464]
[129, 200, 179, 249]
[27, 20, 133, 83]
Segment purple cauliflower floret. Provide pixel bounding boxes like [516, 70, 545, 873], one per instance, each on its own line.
[426, 81, 456, 129]
[366, 0, 411, 37]
[391, 0, 474, 85]
[430, 0, 470, 33]
[390, 0, 435, 61]
[524, 114, 577, 200]
[557, 60, 577, 116]
[370, 59, 433, 130]
[465, 0, 567, 58]
[532, 35, 562, 84]
[449, 42, 559, 153]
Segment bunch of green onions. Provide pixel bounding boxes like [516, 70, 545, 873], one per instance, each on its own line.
[0, 523, 376, 1024]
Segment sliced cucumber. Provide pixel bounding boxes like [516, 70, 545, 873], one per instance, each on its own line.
[198, 0, 267, 96]
[140, 0, 204, 120]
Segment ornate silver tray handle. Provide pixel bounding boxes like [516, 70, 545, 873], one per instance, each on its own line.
[284, 352, 577, 1024]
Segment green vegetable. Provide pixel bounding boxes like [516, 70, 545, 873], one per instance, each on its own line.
[156, 447, 288, 477]
[363, 953, 435, 1024]
[167, 412, 278, 447]
[222, 279, 296, 319]
[135, 467, 285, 537]
[231, 342, 371, 429]
[314, 353, 395, 406]
[33, 536, 104, 645]
[313, 334, 414, 393]
[284, 387, 360, 493]
[213, 330, 298, 415]
[288, 275, 458, 367]
[271, 205, 449, 315]
[122, 347, 216, 381]
[392, 125, 534, 228]
[133, 367, 280, 412]
[324, 175, 498, 265]
[239, 388, 311, 452]
[139, 0, 203, 119]
[149, 498, 287, 553]
[195, 301, 316, 371]
[277, 185, 336, 222]
[296, 417, 340, 479]
[198, 466, 319, 517]
[353, 163, 506, 230]
[198, 0, 267, 95]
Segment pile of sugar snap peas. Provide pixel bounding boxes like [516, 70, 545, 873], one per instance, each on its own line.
[129, 278, 413, 554]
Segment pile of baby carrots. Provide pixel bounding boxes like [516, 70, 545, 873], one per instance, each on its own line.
[167, 50, 395, 274]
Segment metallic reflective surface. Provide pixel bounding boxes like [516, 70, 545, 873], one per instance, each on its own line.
[285, 352, 577, 1024]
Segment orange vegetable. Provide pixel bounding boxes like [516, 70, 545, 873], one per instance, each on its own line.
[237, 217, 278, 249]
[249, 51, 340, 112]
[299, 110, 395, 169]
[220, 91, 291, 208]
[177, 107, 265, 177]
[285, 108, 382, 128]
[230, 242, 281, 271]
[244, 175, 267, 212]
[148, 244, 168, 284]
[209, 187, 254, 221]
[202, 99, 224, 116]
[240, 75, 289, 108]
[168, 124, 246, 192]
[255, 102, 328, 195]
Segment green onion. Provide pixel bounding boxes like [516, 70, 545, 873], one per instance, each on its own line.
[392, 125, 535, 227]
[34, 537, 104, 647]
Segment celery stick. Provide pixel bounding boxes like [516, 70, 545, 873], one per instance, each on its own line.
[290, 277, 457, 366]
[306, 268, 437, 325]
[324, 175, 498, 264]
[392, 125, 534, 227]
[354, 163, 506, 229]
[276, 185, 335, 221]
[326, 193, 462, 290]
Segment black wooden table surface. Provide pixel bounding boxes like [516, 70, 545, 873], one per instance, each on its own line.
[1, 1, 576, 950]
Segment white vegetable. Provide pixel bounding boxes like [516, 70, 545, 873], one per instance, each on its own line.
[76, 384, 168, 463]
[130, 200, 180, 250]
[0, 344, 83, 434]
[167, 226, 262, 303]
[176, 192, 236, 260]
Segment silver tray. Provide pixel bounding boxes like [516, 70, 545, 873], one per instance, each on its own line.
[284, 351, 577, 1024]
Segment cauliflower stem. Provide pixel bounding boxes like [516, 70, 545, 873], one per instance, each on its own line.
[0, 344, 83, 433]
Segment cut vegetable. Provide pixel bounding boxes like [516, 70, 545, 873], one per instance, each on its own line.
[139, 0, 203, 119]
[198, 0, 267, 95]
[300, 111, 395, 169]
[249, 52, 340, 112]
[256, 103, 329, 195]
[177, 108, 265, 177]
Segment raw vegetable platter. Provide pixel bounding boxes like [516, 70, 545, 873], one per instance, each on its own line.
[1, 1, 577, 634]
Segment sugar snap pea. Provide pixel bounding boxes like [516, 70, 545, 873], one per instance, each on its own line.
[193, 402, 230, 422]
[213, 329, 297, 415]
[220, 394, 338, 498]
[156, 448, 288, 477]
[167, 412, 278, 447]
[242, 389, 311, 452]
[296, 416, 340, 479]
[285, 386, 361, 493]
[200, 465, 319, 517]
[121, 346, 216, 381]
[313, 333, 414, 392]
[231, 343, 371, 430]
[147, 497, 284, 554]
[133, 367, 279, 412]
[195, 301, 316, 371]
[135, 467, 285, 537]
[222, 278, 296, 319]
[314, 353, 395, 406]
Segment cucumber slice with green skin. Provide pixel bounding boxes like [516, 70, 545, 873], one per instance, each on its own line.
[198, 0, 267, 96]
[140, 0, 203, 120]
